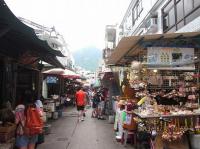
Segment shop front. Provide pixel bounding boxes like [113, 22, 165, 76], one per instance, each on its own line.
[107, 32, 200, 149]
[41, 68, 81, 120]
[0, 0, 65, 107]
[42, 68, 80, 98]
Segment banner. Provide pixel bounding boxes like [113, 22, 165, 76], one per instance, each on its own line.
[147, 47, 195, 70]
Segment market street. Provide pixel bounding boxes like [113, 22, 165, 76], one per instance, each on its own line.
[37, 107, 133, 149]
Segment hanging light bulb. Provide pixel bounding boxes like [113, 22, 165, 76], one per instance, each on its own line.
[153, 69, 158, 73]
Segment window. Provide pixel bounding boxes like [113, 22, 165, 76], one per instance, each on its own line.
[176, 0, 184, 21]
[131, 0, 143, 26]
[137, 0, 143, 16]
[162, 8, 175, 30]
[185, 7, 200, 24]
[168, 8, 175, 26]
[163, 0, 200, 33]
[134, 7, 138, 19]
[126, 13, 132, 29]
[165, 0, 174, 12]
[132, 8, 135, 26]
[184, 0, 193, 15]
[162, 0, 175, 32]
[168, 26, 176, 33]
[163, 14, 169, 30]
[194, 0, 200, 7]
[177, 20, 184, 30]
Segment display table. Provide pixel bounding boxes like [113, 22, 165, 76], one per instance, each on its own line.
[43, 97, 62, 120]
[133, 110, 200, 149]
[134, 111, 200, 119]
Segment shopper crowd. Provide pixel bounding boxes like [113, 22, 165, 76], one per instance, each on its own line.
[74, 86, 109, 122]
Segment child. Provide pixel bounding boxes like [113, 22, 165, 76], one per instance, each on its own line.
[115, 100, 126, 140]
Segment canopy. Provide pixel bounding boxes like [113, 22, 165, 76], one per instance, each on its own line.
[0, 0, 65, 68]
[107, 32, 200, 66]
[42, 68, 80, 79]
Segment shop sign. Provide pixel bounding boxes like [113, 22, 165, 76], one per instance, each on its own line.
[147, 47, 195, 70]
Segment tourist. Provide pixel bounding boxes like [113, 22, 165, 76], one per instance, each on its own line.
[91, 90, 100, 118]
[75, 86, 86, 122]
[15, 91, 43, 149]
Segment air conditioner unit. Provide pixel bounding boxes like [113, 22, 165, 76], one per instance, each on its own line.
[146, 17, 158, 33]
[150, 18, 157, 26]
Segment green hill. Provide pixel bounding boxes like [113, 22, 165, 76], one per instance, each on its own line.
[72, 47, 102, 71]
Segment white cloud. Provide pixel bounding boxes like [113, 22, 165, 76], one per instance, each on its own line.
[5, 0, 130, 51]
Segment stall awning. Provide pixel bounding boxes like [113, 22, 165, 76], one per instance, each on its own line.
[107, 32, 200, 66]
[42, 68, 81, 79]
[0, 0, 65, 68]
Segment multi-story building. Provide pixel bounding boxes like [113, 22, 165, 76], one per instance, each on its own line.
[103, 25, 117, 63]
[19, 17, 75, 69]
[98, 25, 121, 98]
[119, 0, 200, 40]
[100, 25, 117, 75]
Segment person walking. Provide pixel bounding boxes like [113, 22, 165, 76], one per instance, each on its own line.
[15, 91, 43, 149]
[97, 88, 106, 120]
[75, 86, 86, 122]
[91, 90, 100, 118]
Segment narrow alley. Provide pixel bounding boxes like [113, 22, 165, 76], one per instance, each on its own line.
[1, 1, 200, 149]
[38, 107, 132, 149]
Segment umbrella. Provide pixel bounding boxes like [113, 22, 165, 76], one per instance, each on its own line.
[42, 68, 80, 79]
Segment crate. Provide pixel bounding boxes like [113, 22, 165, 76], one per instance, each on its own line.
[0, 124, 16, 143]
[0, 123, 16, 133]
[0, 138, 15, 149]
[0, 131, 15, 143]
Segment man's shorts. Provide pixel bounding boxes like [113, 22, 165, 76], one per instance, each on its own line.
[77, 105, 85, 111]
[16, 135, 38, 148]
[98, 101, 105, 110]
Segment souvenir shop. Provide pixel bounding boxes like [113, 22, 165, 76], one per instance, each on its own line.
[108, 32, 200, 149]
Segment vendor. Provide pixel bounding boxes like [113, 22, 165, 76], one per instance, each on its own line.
[114, 99, 126, 140]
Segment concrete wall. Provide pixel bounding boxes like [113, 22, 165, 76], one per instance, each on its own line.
[118, 0, 169, 40]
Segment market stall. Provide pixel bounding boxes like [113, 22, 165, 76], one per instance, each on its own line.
[107, 32, 200, 149]
[42, 68, 80, 98]
[0, 1, 65, 148]
[42, 68, 81, 120]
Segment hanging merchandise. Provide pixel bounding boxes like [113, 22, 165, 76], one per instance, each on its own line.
[160, 118, 194, 142]
[119, 69, 124, 86]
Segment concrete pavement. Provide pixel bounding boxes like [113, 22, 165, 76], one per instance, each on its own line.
[38, 107, 133, 149]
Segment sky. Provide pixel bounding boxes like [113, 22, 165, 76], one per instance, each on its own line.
[5, 0, 131, 51]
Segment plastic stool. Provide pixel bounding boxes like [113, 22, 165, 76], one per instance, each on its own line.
[122, 129, 137, 146]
